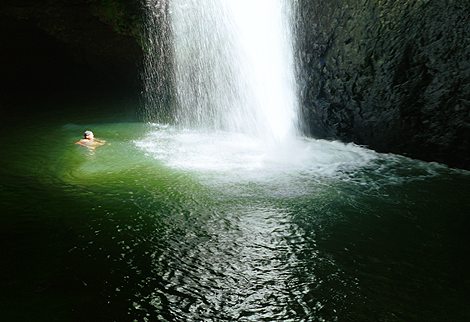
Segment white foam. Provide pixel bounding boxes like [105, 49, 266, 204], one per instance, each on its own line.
[135, 125, 379, 186]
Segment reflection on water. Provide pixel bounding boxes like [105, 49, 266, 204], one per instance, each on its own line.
[1, 121, 469, 321]
[123, 201, 353, 321]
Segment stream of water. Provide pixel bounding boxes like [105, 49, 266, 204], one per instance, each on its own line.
[143, 0, 299, 141]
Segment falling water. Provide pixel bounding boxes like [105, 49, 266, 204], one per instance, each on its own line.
[143, 0, 299, 142]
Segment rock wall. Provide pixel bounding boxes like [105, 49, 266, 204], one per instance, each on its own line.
[0, 0, 143, 99]
[296, 0, 470, 169]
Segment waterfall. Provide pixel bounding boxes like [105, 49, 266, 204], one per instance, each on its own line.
[143, 0, 299, 142]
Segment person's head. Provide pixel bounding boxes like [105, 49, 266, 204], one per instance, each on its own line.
[83, 130, 94, 140]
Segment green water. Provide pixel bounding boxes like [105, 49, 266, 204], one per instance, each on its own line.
[1, 102, 469, 321]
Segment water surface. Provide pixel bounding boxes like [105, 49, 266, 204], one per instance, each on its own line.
[1, 106, 469, 321]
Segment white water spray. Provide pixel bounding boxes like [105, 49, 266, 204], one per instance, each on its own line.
[140, 0, 383, 180]
[144, 0, 299, 142]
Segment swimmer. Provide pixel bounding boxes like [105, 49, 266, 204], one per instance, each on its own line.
[75, 130, 106, 150]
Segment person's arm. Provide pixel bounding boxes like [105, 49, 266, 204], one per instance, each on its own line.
[94, 139, 106, 146]
[75, 140, 86, 146]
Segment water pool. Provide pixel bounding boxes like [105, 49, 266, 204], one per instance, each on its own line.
[1, 106, 469, 321]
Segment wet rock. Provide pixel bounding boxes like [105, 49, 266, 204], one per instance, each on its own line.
[297, 0, 470, 169]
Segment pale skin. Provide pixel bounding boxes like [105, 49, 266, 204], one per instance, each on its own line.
[75, 132, 106, 150]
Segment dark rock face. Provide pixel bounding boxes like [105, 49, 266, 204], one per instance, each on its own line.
[0, 0, 143, 100]
[296, 0, 470, 169]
